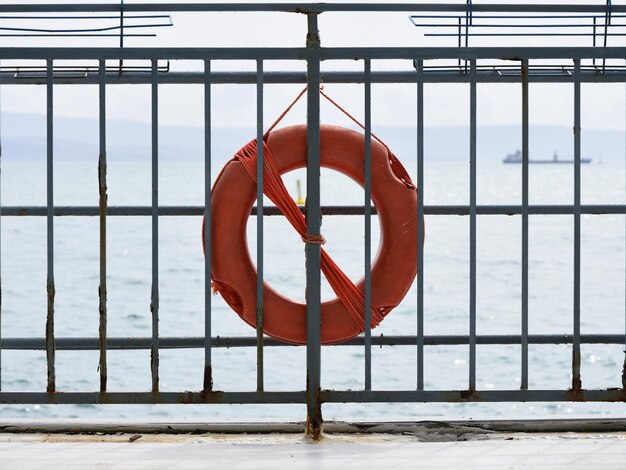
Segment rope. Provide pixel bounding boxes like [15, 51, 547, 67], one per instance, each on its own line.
[230, 86, 414, 331]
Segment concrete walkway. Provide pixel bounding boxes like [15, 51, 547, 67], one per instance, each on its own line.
[0, 432, 624, 470]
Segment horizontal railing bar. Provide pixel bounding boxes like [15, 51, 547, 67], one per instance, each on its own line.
[5, 46, 626, 61]
[0, 391, 305, 405]
[1, 205, 624, 217]
[8, 69, 626, 85]
[2, 4, 626, 14]
[323, 389, 626, 403]
[0, 388, 623, 405]
[2, 334, 624, 350]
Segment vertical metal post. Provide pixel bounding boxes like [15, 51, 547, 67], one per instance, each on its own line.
[469, 59, 477, 391]
[572, 58, 582, 391]
[0, 59, 2, 391]
[203, 59, 213, 392]
[465, 0, 472, 47]
[521, 59, 529, 390]
[416, 59, 425, 391]
[305, 12, 322, 439]
[46, 59, 55, 393]
[118, 0, 124, 73]
[363, 59, 372, 391]
[603, 0, 611, 72]
[623, 68, 626, 390]
[150, 59, 159, 393]
[256, 59, 265, 392]
[98, 60, 108, 393]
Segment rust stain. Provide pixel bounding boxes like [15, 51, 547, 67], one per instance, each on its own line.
[621, 358, 626, 389]
[203, 365, 213, 392]
[459, 390, 480, 401]
[45, 280, 56, 393]
[572, 349, 582, 391]
[566, 388, 585, 402]
[98, 151, 108, 393]
[182, 390, 225, 404]
[305, 369, 323, 440]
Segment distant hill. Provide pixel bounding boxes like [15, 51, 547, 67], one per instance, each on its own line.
[1, 112, 623, 164]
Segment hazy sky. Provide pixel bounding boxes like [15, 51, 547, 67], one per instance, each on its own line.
[1, 0, 626, 130]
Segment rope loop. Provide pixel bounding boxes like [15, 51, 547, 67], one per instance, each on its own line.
[301, 233, 326, 245]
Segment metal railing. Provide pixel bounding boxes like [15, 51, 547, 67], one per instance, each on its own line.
[0, 3, 625, 437]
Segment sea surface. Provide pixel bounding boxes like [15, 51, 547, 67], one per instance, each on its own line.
[0, 145, 625, 421]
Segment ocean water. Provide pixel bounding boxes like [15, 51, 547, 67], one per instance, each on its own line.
[0, 149, 625, 421]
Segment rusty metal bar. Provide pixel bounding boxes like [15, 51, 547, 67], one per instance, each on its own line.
[45, 58, 55, 393]
[469, 58, 477, 391]
[0, 388, 622, 405]
[150, 58, 159, 393]
[0, 60, 2, 391]
[2, 333, 624, 350]
[256, 58, 264, 393]
[521, 58, 529, 390]
[203, 59, 212, 392]
[305, 12, 322, 439]
[416, 58, 425, 391]
[572, 58, 582, 391]
[98, 59, 107, 393]
[363, 58, 372, 391]
[324, 389, 626, 403]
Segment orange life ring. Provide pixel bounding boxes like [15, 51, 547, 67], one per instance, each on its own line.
[207, 124, 418, 345]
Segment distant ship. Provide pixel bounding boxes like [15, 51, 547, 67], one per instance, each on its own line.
[503, 150, 592, 164]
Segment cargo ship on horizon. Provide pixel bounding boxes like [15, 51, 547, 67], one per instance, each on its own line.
[503, 149, 592, 164]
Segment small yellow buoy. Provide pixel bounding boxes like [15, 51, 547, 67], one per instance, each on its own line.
[295, 179, 305, 205]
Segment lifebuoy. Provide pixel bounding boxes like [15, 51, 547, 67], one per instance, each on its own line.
[207, 124, 418, 345]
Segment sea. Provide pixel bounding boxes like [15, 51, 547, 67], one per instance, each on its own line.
[0, 132, 624, 422]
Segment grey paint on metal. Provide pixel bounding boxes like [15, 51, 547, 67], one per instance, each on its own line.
[203, 59, 212, 392]
[0, 6, 624, 410]
[150, 59, 159, 393]
[324, 389, 626, 404]
[416, 58, 425, 391]
[0, 59, 2, 390]
[469, 59, 477, 391]
[2, 205, 625, 217]
[11, 68, 626, 85]
[256, 59, 264, 393]
[0, 388, 622, 406]
[521, 58, 529, 390]
[0, 58, 2, 390]
[624, 71, 626, 390]
[45, 59, 55, 394]
[1, 3, 626, 13]
[8, 46, 626, 61]
[363, 59, 372, 391]
[305, 13, 322, 436]
[2, 334, 624, 351]
[0, 391, 306, 405]
[573, 58, 582, 391]
[98, 59, 107, 393]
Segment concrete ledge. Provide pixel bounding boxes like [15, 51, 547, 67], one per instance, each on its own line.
[1, 417, 625, 437]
